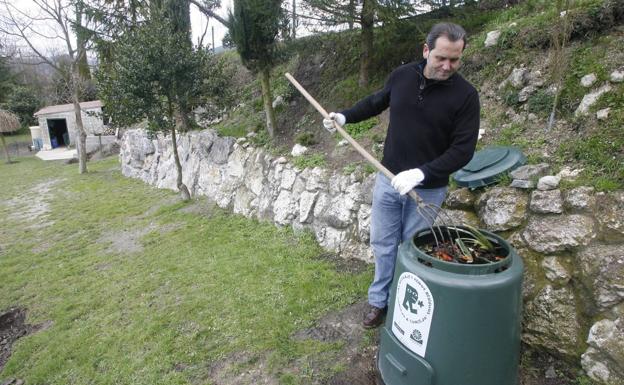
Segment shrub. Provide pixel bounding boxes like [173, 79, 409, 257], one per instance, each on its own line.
[527, 90, 555, 116]
[295, 132, 317, 146]
[344, 117, 379, 139]
[502, 84, 520, 107]
[292, 153, 326, 169]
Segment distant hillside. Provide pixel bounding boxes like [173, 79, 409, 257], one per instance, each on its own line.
[208, 0, 623, 191]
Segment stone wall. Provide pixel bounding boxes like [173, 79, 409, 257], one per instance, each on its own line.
[120, 128, 624, 384]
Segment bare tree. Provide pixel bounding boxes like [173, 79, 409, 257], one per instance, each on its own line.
[189, 0, 228, 27]
[0, 0, 95, 173]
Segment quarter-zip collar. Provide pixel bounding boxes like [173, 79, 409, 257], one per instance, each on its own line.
[415, 60, 455, 88]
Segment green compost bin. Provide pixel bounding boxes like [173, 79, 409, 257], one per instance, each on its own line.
[378, 227, 523, 385]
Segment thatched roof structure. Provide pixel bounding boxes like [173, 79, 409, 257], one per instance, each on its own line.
[0, 109, 20, 133]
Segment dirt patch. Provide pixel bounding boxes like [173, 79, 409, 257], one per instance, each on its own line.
[139, 195, 181, 218]
[198, 301, 379, 385]
[177, 198, 218, 217]
[4, 178, 63, 228]
[316, 252, 369, 275]
[98, 226, 153, 254]
[206, 351, 278, 385]
[97, 223, 180, 254]
[98, 222, 182, 255]
[518, 347, 582, 385]
[325, 350, 379, 385]
[0, 307, 50, 372]
[197, 299, 581, 385]
[293, 301, 379, 385]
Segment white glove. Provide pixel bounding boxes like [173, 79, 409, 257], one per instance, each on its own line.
[322, 112, 345, 133]
[391, 168, 425, 195]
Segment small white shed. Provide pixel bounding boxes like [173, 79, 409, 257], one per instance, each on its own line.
[33, 100, 107, 150]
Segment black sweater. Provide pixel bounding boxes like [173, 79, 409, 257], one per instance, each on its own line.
[341, 61, 480, 188]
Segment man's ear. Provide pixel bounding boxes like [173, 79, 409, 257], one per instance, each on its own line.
[422, 43, 430, 60]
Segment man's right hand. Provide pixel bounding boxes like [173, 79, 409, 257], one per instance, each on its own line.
[322, 112, 345, 132]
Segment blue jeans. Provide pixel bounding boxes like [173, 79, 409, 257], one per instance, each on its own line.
[368, 173, 447, 308]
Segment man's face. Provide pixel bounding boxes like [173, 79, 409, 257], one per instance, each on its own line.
[422, 36, 464, 80]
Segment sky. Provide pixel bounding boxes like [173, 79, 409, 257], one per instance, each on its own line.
[2, 0, 233, 55]
[190, 0, 232, 49]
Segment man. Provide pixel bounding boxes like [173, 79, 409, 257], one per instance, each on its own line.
[323, 22, 480, 328]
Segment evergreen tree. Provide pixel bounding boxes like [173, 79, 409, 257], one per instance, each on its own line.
[0, 51, 13, 105]
[301, 0, 416, 87]
[4, 86, 41, 127]
[96, 10, 220, 201]
[228, 0, 282, 138]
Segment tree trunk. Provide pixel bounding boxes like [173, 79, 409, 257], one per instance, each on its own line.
[179, 106, 192, 131]
[1, 133, 11, 164]
[292, 0, 297, 39]
[259, 68, 276, 139]
[348, 0, 356, 30]
[189, 0, 229, 28]
[75, 3, 91, 81]
[169, 100, 191, 201]
[71, 68, 88, 174]
[359, 0, 374, 88]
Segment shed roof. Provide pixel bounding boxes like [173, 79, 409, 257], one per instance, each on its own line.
[34, 100, 103, 116]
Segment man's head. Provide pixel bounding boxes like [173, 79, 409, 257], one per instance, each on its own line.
[422, 23, 467, 81]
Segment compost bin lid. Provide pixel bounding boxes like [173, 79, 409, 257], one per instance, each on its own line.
[453, 146, 526, 188]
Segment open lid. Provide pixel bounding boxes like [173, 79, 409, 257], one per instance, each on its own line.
[453, 146, 526, 188]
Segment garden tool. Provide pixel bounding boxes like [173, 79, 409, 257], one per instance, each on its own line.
[284, 73, 458, 248]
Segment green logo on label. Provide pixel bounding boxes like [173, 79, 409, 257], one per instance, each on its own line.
[402, 284, 419, 314]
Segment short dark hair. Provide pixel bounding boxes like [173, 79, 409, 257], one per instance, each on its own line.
[426, 23, 467, 51]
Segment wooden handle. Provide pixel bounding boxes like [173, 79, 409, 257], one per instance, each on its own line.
[284, 72, 394, 180]
[284, 72, 424, 205]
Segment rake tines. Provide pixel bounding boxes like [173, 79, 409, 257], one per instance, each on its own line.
[408, 190, 457, 248]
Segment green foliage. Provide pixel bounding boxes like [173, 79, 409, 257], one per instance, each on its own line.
[96, 11, 220, 134]
[3, 86, 40, 127]
[295, 132, 317, 146]
[215, 107, 263, 139]
[228, 0, 283, 73]
[342, 163, 358, 175]
[0, 53, 13, 105]
[370, 132, 385, 144]
[491, 122, 547, 164]
[495, 172, 513, 186]
[248, 127, 271, 146]
[559, 43, 609, 115]
[303, 0, 417, 33]
[527, 89, 555, 116]
[474, 0, 623, 52]
[271, 55, 299, 102]
[502, 84, 520, 107]
[556, 117, 623, 191]
[292, 153, 326, 169]
[344, 117, 379, 139]
[329, 75, 378, 107]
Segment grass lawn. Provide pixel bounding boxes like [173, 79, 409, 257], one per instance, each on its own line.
[0, 156, 372, 384]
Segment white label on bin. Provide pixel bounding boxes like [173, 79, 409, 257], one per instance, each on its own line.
[391, 272, 434, 358]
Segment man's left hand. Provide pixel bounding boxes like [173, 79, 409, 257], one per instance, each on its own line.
[391, 168, 424, 195]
